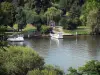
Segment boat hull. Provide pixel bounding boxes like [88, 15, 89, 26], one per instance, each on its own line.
[7, 37, 24, 42]
[50, 33, 63, 39]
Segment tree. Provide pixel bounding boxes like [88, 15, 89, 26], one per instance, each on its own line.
[24, 0, 35, 9]
[15, 7, 26, 31]
[51, 0, 60, 3]
[67, 60, 100, 75]
[0, 2, 12, 48]
[24, 0, 51, 13]
[24, 10, 37, 24]
[1, 2, 15, 26]
[67, 67, 79, 75]
[41, 0, 51, 11]
[44, 7, 62, 25]
[81, 0, 100, 25]
[59, 0, 83, 29]
[0, 46, 44, 75]
[59, 17, 68, 29]
[87, 9, 100, 34]
[27, 65, 64, 75]
[79, 60, 100, 75]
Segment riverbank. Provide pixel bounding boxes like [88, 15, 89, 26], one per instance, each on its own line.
[6, 26, 91, 39]
[64, 26, 91, 35]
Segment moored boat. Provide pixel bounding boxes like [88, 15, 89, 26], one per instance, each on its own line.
[50, 32, 63, 39]
[7, 35, 24, 42]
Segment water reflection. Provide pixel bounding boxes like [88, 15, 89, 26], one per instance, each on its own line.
[9, 35, 100, 72]
[8, 41, 25, 46]
[50, 38, 63, 47]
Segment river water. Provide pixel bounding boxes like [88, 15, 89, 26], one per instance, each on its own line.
[10, 35, 100, 72]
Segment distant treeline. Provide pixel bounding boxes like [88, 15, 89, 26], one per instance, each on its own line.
[0, 0, 100, 33]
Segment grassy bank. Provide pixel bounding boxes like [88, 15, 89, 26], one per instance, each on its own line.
[64, 26, 91, 35]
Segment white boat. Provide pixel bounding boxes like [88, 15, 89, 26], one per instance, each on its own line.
[50, 32, 63, 39]
[7, 35, 24, 42]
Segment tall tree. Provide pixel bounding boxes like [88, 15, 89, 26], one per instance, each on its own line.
[81, 0, 100, 25]
[1, 2, 15, 26]
[44, 7, 62, 25]
[41, 0, 51, 11]
[15, 7, 26, 31]
[87, 9, 100, 34]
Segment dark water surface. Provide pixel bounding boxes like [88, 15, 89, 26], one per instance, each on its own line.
[10, 35, 100, 72]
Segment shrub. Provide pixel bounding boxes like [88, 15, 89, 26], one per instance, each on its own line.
[27, 69, 57, 75]
[27, 65, 64, 75]
[0, 46, 44, 75]
[67, 60, 100, 75]
[41, 25, 51, 34]
[23, 24, 36, 32]
[78, 60, 100, 75]
[59, 17, 68, 29]
[13, 24, 18, 30]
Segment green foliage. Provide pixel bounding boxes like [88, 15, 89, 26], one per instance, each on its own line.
[0, 46, 44, 75]
[23, 24, 36, 32]
[13, 24, 18, 30]
[51, 0, 60, 3]
[44, 7, 62, 24]
[82, 0, 100, 17]
[44, 65, 64, 75]
[24, 9, 40, 24]
[27, 65, 64, 75]
[41, 0, 52, 11]
[24, 0, 35, 9]
[59, 0, 70, 10]
[44, 7, 62, 19]
[87, 9, 100, 34]
[59, 17, 68, 29]
[67, 67, 79, 75]
[59, 17, 80, 30]
[24, 0, 51, 13]
[64, 26, 90, 35]
[15, 7, 26, 25]
[1, 2, 14, 13]
[41, 15, 47, 24]
[81, 0, 100, 26]
[41, 25, 51, 34]
[0, 26, 8, 48]
[68, 18, 80, 30]
[15, 7, 26, 30]
[79, 60, 100, 75]
[0, 2, 15, 26]
[59, 0, 82, 30]
[27, 69, 57, 75]
[67, 60, 100, 75]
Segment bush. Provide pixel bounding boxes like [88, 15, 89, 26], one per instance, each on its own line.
[87, 9, 100, 34]
[27, 65, 64, 75]
[67, 60, 100, 75]
[23, 24, 36, 32]
[27, 69, 57, 75]
[0, 46, 44, 75]
[13, 24, 18, 30]
[59, 17, 80, 30]
[44, 65, 64, 75]
[41, 25, 51, 34]
[59, 17, 68, 29]
[78, 60, 100, 75]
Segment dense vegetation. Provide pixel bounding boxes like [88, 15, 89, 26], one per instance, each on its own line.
[0, 46, 44, 75]
[0, 0, 100, 34]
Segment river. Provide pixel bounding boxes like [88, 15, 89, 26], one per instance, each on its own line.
[9, 35, 100, 72]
